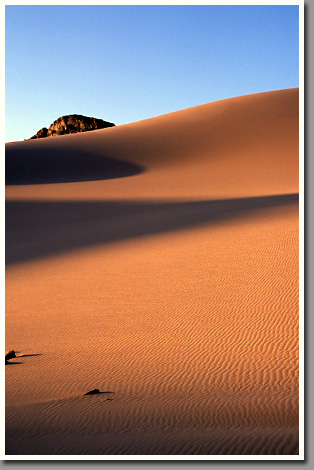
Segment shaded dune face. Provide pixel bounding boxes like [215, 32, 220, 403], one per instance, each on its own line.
[5, 144, 143, 185]
[6, 193, 298, 265]
[5, 89, 300, 456]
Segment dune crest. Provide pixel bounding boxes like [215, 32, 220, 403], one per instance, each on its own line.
[6, 88, 298, 200]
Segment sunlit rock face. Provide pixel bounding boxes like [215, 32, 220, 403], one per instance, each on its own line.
[29, 115, 115, 139]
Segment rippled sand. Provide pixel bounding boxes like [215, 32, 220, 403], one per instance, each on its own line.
[5, 89, 299, 455]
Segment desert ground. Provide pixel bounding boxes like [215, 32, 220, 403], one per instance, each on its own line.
[5, 88, 299, 455]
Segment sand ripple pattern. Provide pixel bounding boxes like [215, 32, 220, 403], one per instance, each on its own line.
[6, 393, 298, 455]
[6, 202, 299, 455]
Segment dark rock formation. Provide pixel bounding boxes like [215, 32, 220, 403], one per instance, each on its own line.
[30, 115, 115, 139]
[33, 127, 48, 139]
[5, 350, 16, 364]
[84, 388, 101, 395]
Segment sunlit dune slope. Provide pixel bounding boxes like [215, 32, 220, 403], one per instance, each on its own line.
[6, 88, 298, 200]
[5, 89, 299, 456]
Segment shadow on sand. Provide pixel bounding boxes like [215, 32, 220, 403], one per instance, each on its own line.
[5, 144, 143, 185]
[6, 194, 298, 265]
[18, 354, 42, 358]
[5, 354, 42, 365]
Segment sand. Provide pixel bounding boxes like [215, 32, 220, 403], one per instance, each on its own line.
[5, 88, 299, 456]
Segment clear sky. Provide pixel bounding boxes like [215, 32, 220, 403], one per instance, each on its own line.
[5, 4, 299, 143]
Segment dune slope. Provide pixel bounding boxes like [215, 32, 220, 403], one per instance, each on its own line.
[5, 89, 299, 456]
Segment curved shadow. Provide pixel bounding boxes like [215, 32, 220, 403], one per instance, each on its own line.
[5, 144, 144, 185]
[6, 194, 298, 265]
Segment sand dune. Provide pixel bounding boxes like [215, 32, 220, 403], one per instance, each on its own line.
[5, 89, 299, 456]
[6, 88, 298, 200]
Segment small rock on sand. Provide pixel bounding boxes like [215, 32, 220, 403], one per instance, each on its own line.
[5, 350, 17, 363]
[84, 389, 101, 396]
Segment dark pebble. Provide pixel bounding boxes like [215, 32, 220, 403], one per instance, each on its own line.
[84, 388, 101, 395]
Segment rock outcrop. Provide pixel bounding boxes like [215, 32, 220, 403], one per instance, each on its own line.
[30, 115, 115, 139]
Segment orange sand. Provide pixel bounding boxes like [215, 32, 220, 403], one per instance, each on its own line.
[5, 89, 299, 455]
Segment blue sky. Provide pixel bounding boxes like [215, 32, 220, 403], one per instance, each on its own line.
[5, 5, 299, 143]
